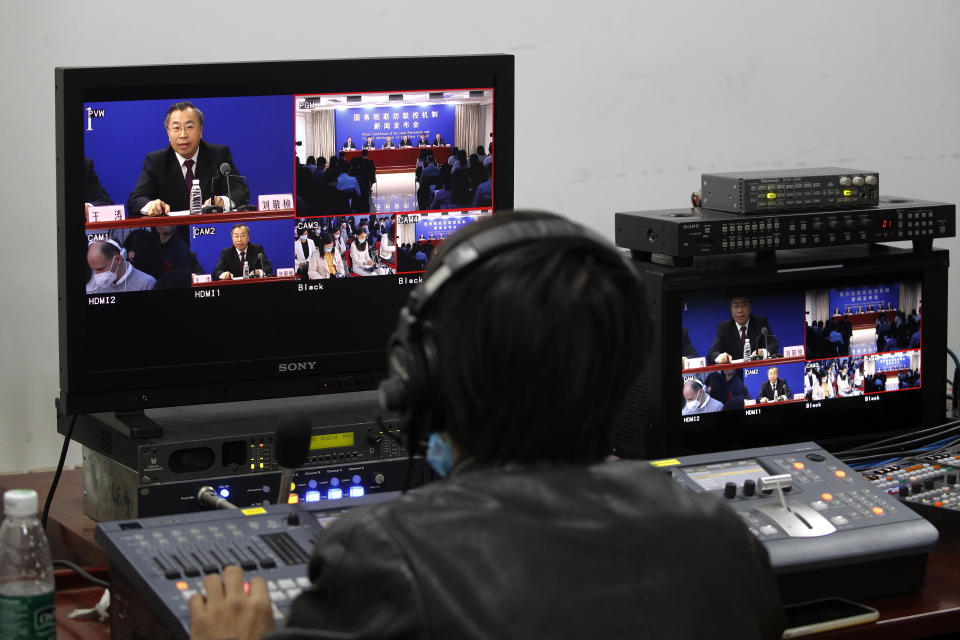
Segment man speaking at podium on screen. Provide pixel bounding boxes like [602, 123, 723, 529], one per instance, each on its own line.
[756, 367, 792, 403]
[127, 101, 241, 219]
[708, 296, 773, 364]
[213, 223, 273, 280]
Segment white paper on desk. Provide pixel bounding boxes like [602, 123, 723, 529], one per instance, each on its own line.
[167, 209, 191, 216]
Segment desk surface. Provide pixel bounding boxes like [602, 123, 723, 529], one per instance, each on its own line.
[1, 468, 958, 639]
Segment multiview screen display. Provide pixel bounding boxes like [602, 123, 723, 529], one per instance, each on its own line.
[680, 281, 922, 422]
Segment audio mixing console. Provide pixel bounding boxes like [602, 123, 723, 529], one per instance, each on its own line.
[97, 494, 400, 640]
[860, 447, 960, 555]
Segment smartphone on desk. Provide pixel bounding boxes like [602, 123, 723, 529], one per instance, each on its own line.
[782, 598, 879, 638]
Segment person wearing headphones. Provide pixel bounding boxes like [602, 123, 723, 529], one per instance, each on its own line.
[86, 239, 156, 293]
[681, 377, 724, 415]
[188, 212, 784, 640]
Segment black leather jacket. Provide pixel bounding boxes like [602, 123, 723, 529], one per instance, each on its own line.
[268, 460, 784, 639]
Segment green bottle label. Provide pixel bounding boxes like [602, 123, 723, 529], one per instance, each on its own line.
[0, 592, 56, 639]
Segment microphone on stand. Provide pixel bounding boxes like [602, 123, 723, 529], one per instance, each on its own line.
[257, 252, 265, 278]
[276, 417, 312, 505]
[759, 327, 769, 359]
[201, 166, 224, 213]
[220, 162, 233, 212]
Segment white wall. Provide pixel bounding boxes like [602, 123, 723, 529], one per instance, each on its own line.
[1, 0, 958, 473]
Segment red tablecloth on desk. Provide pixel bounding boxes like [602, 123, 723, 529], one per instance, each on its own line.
[343, 147, 452, 172]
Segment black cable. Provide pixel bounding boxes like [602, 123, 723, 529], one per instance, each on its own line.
[41, 414, 77, 531]
[839, 434, 960, 466]
[907, 434, 960, 459]
[835, 418, 960, 455]
[948, 348, 960, 374]
[52, 559, 109, 589]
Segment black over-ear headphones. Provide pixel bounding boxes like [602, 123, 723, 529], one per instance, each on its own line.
[378, 214, 633, 447]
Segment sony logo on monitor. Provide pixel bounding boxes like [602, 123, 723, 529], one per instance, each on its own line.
[278, 361, 317, 373]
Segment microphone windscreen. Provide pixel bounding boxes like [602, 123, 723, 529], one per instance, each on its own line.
[275, 416, 311, 469]
[220, 162, 232, 176]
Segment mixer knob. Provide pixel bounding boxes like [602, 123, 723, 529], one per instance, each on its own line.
[839, 177, 852, 187]
[864, 175, 878, 186]
[811, 220, 825, 232]
[743, 479, 756, 497]
[724, 482, 737, 499]
[827, 219, 841, 232]
[851, 176, 865, 186]
[373, 473, 386, 485]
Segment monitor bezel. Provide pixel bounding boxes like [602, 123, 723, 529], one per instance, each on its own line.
[56, 55, 515, 414]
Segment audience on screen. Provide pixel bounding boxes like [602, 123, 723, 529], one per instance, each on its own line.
[307, 232, 345, 280]
[473, 162, 493, 207]
[295, 226, 318, 277]
[682, 377, 723, 415]
[805, 357, 865, 400]
[86, 239, 157, 294]
[705, 369, 749, 411]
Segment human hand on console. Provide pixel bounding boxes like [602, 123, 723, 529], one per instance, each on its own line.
[204, 196, 224, 208]
[759, 397, 768, 404]
[145, 199, 171, 217]
[220, 272, 234, 280]
[189, 565, 274, 640]
[716, 353, 732, 365]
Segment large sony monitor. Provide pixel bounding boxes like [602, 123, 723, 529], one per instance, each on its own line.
[56, 55, 514, 416]
[618, 245, 948, 458]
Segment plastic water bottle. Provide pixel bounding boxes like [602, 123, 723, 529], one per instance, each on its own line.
[0, 489, 56, 639]
[242, 260, 250, 279]
[743, 338, 751, 361]
[190, 179, 202, 215]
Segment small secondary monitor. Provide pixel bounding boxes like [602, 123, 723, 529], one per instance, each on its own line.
[618, 245, 947, 458]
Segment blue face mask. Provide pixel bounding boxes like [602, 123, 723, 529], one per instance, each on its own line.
[426, 432, 456, 477]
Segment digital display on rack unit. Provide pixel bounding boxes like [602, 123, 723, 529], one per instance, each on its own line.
[310, 432, 356, 450]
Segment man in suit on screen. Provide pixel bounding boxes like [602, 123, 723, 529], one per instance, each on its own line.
[708, 296, 773, 364]
[127, 101, 242, 220]
[342, 137, 358, 150]
[83, 157, 113, 218]
[756, 367, 792, 403]
[213, 223, 274, 280]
